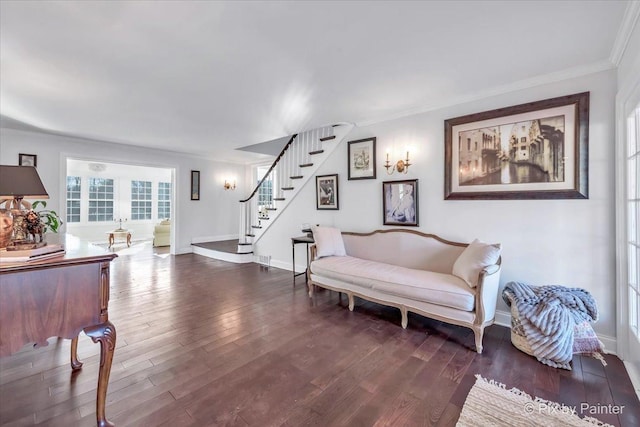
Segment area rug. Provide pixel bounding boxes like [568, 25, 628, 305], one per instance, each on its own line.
[456, 375, 613, 426]
[92, 239, 153, 256]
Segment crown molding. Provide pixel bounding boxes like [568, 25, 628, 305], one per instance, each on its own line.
[357, 60, 615, 128]
[610, 0, 640, 66]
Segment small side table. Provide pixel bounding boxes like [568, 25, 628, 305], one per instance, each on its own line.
[291, 235, 314, 286]
[107, 230, 132, 248]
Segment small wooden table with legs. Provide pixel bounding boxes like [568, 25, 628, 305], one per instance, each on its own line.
[0, 236, 118, 427]
[107, 229, 132, 248]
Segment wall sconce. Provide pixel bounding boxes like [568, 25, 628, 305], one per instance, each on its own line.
[224, 180, 236, 190]
[384, 150, 411, 175]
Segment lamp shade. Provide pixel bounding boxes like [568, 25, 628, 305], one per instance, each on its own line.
[0, 165, 49, 199]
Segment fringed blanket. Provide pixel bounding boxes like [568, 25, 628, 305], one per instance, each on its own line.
[502, 281, 599, 370]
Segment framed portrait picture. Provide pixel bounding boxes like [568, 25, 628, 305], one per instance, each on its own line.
[316, 174, 339, 210]
[444, 92, 589, 200]
[19, 153, 37, 167]
[348, 137, 376, 180]
[383, 179, 418, 226]
[191, 170, 200, 200]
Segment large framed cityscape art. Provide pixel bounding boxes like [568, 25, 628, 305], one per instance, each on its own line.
[444, 92, 589, 200]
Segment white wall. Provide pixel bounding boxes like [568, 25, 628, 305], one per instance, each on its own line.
[0, 128, 245, 254]
[256, 69, 618, 340]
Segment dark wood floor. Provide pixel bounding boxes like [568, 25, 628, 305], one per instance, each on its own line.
[1, 247, 639, 426]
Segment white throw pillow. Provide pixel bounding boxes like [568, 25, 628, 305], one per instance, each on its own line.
[452, 239, 501, 287]
[312, 226, 346, 258]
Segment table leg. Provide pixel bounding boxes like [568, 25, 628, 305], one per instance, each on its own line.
[126, 233, 131, 247]
[305, 243, 310, 285]
[70, 336, 83, 370]
[84, 321, 116, 427]
[108, 234, 114, 249]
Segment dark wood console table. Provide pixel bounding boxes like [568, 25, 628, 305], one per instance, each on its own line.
[0, 235, 118, 427]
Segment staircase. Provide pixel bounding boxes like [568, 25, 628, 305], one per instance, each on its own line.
[238, 123, 354, 253]
[192, 123, 353, 263]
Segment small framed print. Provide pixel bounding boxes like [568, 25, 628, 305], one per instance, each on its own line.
[348, 137, 376, 180]
[316, 174, 339, 210]
[19, 153, 37, 167]
[191, 170, 200, 200]
[383, 179, 419, 226]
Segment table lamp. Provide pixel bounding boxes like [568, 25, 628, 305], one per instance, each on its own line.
[0, 165, 49, 249]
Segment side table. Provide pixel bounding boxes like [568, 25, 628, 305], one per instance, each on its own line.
[107, 229, 132, 248]
[291, 235, 314, 286]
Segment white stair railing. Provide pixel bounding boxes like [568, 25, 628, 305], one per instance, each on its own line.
[239, 125, 337, 246]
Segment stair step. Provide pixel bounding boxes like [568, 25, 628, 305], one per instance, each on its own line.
[251, 225, 262, 229]
[320, 135, 336, 141]
[238, 242, 253, 246]
[290, 176, 303, 180]
[273, 197, 285, 201]
[245, 233, 255, 237]
[266, 207, 277, 211]
[258, 217, 270, 220]
[309, 150, 325, 155]
[299, 163, 313, 168]
[282, 187, 294, 191]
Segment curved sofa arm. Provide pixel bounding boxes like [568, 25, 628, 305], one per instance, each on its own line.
[474, 263, 502, 325]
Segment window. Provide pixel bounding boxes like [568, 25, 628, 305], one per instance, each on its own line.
[131, 180, 152, 220]
[88, 178, 114, 222]
[467, 138, 471, 151]
[627, 104, 640, 338]
[158, 182, 171, 219]
[66, 176, 81, 223]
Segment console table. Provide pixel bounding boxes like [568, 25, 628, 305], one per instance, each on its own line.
[291, 234, 314, 286]
[0, 235, 118, 427]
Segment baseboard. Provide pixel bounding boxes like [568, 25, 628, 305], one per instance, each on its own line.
[494, 309, 511, 328]
[624, 360, 640, 402]
[493, 309, 618, 355]
[270, 259, 290, 271]
[175, 246, 194, 255]
[191, 234, 238, 244]
[191, 245, 253, 263]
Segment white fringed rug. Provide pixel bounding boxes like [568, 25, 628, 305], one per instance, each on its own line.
[456, 375, 613, 427]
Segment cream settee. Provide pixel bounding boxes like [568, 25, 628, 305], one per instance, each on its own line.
[308, 228, 502, 353]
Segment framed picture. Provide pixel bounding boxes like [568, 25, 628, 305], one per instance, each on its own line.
[444, 92, 589, 200]
[383, 179, 418, 226]
[316, 174, 339, 210]
[19, 153, 37, 167]
[348, 137, 376, 180]
[191, 170, 200, 200]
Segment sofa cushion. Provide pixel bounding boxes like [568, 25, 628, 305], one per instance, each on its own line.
[452, 239, 501, 287]
[311, 256, 475, 311]
[312, 226, 346, 258]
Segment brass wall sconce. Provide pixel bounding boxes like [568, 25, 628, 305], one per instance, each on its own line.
[224, 180, 236, 190]
[384, 151, 411, 175]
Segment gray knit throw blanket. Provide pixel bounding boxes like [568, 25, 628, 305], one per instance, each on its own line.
[502, 281, 599, 370]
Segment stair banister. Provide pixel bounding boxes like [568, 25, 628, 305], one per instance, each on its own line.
[239, 133, 298, 204]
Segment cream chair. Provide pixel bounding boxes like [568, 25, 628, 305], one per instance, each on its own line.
[153, 219, 171, 247]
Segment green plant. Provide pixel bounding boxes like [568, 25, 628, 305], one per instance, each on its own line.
[32, 200, 63, 233]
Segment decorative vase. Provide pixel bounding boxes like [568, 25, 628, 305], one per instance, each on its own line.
[0, 209, 13, 249]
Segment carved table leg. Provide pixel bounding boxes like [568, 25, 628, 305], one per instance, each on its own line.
[126, 233, 131, 247]
[108, 234, 114, 248]
[84, 321, 116, 427]
[70, 336, 83, 370]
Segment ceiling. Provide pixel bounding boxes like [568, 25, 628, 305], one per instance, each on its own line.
[0, 1, 633, 163]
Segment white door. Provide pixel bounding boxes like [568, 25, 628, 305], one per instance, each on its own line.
[618, 89, 640, 394]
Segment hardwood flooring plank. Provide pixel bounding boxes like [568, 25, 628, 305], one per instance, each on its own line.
[1, 248, 638, 426]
